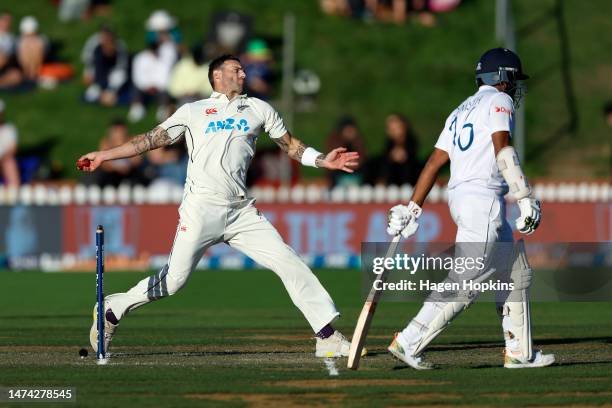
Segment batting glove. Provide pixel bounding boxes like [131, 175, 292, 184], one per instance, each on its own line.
[387, 201, 422, 238]
[516, 197, 541, 235]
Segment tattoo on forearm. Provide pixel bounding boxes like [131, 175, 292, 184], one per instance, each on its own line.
[274, 134, 313, 162]
[293, 141, 307, 161]
[315, 154, 325, 168]
[131, 126, 171, 154]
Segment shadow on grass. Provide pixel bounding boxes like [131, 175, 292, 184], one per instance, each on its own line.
[1, 314, 86, 319]
[113, 350, 305, 358]
[428, 336, 611, 352]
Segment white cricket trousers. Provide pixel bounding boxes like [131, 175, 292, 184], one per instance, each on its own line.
[106, 191, 340, 333]
[399, 185, 516, 353]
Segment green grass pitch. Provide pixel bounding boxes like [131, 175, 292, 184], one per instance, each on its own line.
[1, 270, 611, 407]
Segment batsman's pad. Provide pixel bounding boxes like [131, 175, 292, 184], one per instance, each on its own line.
[409, 242, 498, 356]
[411, 300, 472, 356]
[501, 240, 533, 361]
[496, 146, 531, 200]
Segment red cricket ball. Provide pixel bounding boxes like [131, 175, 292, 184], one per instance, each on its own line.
[76, 158, 91, 170]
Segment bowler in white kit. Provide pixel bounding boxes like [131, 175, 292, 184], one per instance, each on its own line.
[78, 55, 361, 358]
[386, 48, 555, 369]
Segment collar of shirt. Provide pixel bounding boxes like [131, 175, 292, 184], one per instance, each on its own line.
[210, 91, 247, 102]
[477, 85, 499, 93]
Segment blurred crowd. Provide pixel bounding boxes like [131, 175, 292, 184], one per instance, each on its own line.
[78, 7, 277, 188]
[0, 13, 63, 92]
[0, 99, 19, 187]
[0, 2, 475, 192]
[1, 1, 525, 192]
[80, 9, 275, 122]
[320, 0, 462, 26]
[0, 4, 278, 189]
[0, 1, 434, 191]
[324, 113, 422, 188]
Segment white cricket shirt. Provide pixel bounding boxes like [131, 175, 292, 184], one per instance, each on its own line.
[159, 91, 287, 197]
[435, 85, 514, 196]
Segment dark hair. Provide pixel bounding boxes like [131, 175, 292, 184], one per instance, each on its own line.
[387, 112, 411, 130]
[99, 24, 115, 35]
[110, 118, 127, 127]
[336, 115, 357, 131]
[208, 54, 241, 87]
[385, 112, 418, 153]
[604, 102, 612, 115]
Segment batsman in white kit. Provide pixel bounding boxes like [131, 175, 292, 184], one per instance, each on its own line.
[386, 48, 554, 369]
[78, 55, 361, 358]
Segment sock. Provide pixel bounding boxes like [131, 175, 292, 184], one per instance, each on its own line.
[315, 324, 335, 339]
[105, 309, 119, 325]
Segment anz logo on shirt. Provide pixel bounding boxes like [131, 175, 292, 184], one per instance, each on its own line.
[205, 118, 250, 134]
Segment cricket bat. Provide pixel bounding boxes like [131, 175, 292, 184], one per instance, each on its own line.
[347, 232, 407, 370]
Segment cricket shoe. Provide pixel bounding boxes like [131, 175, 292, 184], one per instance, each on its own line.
[315, 331, 367, 358]
[89, 302, 119, 355]
[504, 349, 555, 368]
[387, 332, 434, 370]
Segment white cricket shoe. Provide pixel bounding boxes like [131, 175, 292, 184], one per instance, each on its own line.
[387, 332, 434, 370]
[504, 349, 555, 368]
[89, 302, 118, 355]
[316, 330, 366, 358]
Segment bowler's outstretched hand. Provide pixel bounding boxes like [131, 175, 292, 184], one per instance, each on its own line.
[77, 152, 105, 172]
[319, 147, 359, 173]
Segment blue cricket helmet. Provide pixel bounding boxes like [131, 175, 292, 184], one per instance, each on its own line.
[475, 48, 529, 86]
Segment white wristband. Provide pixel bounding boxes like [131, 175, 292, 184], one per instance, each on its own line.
[301, 147, 323, 168]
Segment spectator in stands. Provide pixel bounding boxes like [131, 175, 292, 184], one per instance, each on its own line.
[81, 26, 129, 106]
[320, 0, 366, 19]
[365, 0, 408, 24]
[604, 102, 612, 128]
[16, 16, 47, 82]
[84, 0, 113, 20]
[168, 45, 212, 105]
[58, 0, 113, 22]
[326, 115, 367, 186]
[0, 12, 23, 90]
[0, 12, 15, 57]
[0, 99, 20, 187]
[128, 10, 179, 123]
[408, 0, 437, 27]
[366, 113, 421, 186]
[145, 9, 182, 52]
[82, 119, 146, 186]
[146, 142, 188, 188]
[0, 46, 23, 90]
[242, 39, 273, 100]
[328, 0, 460, 24]
[205, 11, 252, 55]
[58, 0, 89, 22]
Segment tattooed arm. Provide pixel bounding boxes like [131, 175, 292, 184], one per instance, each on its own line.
[130, 126, 173, 155]
[273, 133, 324, 164]
[273, 132, 360, 173]
[77, 126, 174, 172]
